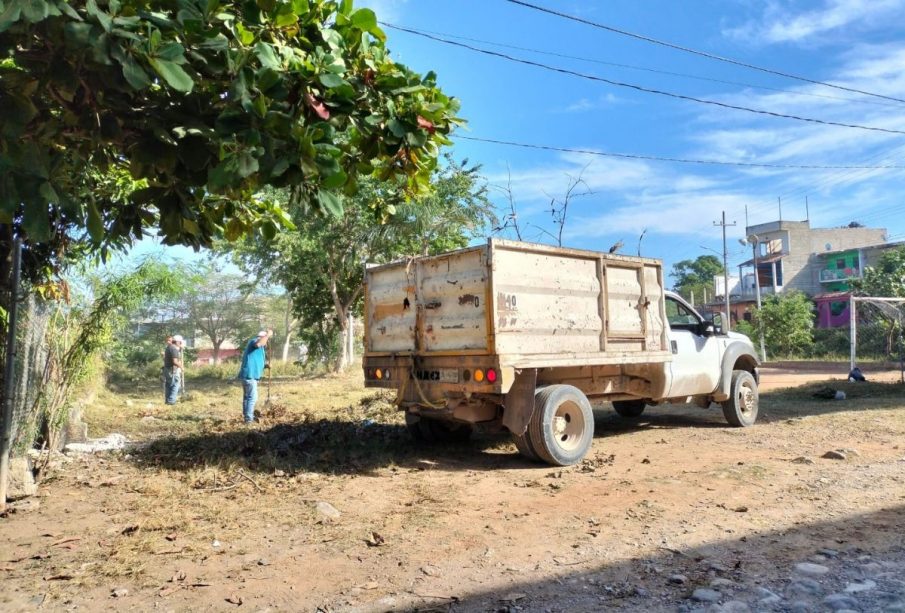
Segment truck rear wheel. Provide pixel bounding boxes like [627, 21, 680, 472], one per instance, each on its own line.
[721, 370, 758, 427]
[612, 399, 646, 418]
[527, 385, 594, 466]
[512, 431, 540, 461]
[405, 413, 473, 443]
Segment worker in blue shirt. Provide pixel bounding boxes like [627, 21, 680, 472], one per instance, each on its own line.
[237, 329, 273, 423]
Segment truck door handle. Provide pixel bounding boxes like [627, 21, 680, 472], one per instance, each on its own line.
[670, 340, 678, 354]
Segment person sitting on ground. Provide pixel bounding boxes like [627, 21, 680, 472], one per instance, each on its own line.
[164, 335, 184, 405]
[237, 329, 273, 424]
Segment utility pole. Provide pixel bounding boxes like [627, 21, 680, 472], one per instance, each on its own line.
[745, 234, 768, 362]
[714, 211, 737, 330]
[778, 196, 783, 221]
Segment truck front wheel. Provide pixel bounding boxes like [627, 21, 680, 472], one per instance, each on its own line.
[527, 385, 594, 466]
[612, 399, 646, 418]
[721, 370, 759, 427]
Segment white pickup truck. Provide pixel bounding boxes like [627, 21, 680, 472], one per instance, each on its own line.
[363, 239, 760, 466]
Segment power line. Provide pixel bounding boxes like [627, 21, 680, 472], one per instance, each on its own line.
[453, 134, 905, 170]
[384, 23, 905, 137]
[391, 24, 902, 110]
[503, 0, 905, 106]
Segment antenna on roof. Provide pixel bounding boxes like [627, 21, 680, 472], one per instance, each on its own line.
[805, 195, 810, 222]
[778, 196, 782, 221]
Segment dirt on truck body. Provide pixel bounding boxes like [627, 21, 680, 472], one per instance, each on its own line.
[363, 238, 760, 466]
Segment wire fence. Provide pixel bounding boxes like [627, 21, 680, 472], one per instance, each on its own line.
[2, 290, 49, 458]
[810, 300, 905, 378]
[8, 295, 53, 452]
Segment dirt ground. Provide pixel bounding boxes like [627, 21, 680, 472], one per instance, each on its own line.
[2, 362, 904, 612]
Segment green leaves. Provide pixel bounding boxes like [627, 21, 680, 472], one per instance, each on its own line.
[318, 72, 346, 88]
[86, 200, 104, 241]
[317, 189, 343, 218]
[120, 53, 151, 89]
[20, 0, 50, 23]
[0, 0, 462, 287]
[350, 8, 384, 40]
[253, 42, 280, 69]
[85, 0, 110, 31]
[149, 58, 194, 92]
[0, 1, 22, 32]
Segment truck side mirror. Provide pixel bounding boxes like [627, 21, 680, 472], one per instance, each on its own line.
[706, 313, 724, 335]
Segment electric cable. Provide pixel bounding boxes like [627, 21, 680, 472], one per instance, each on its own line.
[391, 23, 903, 110]
[453, 134, 905, 170]
[384, 23, 905, 137]
[503, 0, 905, 106]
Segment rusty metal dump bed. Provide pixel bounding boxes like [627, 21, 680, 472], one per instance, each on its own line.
[364, 239, 670, 368]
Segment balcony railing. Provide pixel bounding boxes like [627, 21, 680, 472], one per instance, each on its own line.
[819, 268, 860, 283]
[735, 286, 780, 299]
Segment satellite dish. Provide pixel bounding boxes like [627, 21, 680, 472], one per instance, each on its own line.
[738, 238, 748, 247]
[747, 234, 759, 245]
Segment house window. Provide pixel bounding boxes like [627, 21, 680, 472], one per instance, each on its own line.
[836, 258, 845, 269]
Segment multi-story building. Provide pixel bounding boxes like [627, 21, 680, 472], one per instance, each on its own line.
[730, 219, 901, 328]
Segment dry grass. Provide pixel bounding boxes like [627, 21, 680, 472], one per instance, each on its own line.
[67, 366, 511, 585]
[53, 370, 905, 589]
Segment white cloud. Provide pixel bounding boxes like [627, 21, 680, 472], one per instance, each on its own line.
[564, 98, 594, 113]
[725, 0, 905, 44]
[567, 191, 753, 240]
[356, 0, 408, 22]
[486, 151, 654, 205]
[558, 93, 623, 113]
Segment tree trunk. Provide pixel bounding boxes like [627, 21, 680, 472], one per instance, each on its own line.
[282, 298, 293, 363]
[333, 313, 348, 373]
[282, 330, 292, 363]
[212, 341, 222, 365]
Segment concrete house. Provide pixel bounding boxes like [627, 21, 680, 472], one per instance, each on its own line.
[732, 220, 895, 328]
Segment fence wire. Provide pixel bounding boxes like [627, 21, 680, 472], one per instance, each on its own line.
[812, 300, 905, 375]
[2, 280, 52, 455]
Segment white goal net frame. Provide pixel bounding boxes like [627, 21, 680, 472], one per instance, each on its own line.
[849, 296, 905, 381]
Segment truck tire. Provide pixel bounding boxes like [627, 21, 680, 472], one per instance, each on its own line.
[405, 413, 473, 443]
[527, 385, 594, 466]
[721, 370, 758, 427]
[612, 399, 646, 418]
[512, 432, 540, 462]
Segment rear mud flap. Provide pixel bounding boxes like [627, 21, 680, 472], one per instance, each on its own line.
[502, 368, 538, 436]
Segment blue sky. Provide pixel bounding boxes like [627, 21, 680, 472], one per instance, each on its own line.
[354, 0, 905, 279]
[134, 0, 905, 284]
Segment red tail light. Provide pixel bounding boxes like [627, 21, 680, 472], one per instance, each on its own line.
[486, 368, 497, 383]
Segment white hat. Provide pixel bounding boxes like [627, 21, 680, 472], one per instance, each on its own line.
[172, 335, 184, 343]
[257, 330, 269, 337]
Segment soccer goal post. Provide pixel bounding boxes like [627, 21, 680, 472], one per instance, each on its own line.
[849, 295, 905, 381]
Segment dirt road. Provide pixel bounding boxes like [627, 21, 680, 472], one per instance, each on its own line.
[1, 365, 903, 612]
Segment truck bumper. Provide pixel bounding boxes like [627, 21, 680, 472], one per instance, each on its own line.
[362, 355, 510, 396]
